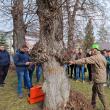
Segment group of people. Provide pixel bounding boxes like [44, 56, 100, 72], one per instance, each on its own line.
[67, 48, 86, 82]
[0, 43, 110, 109]
[0, 44, 43, 99]
[102, 49, 110, 88]
[68, 47, 110, 86]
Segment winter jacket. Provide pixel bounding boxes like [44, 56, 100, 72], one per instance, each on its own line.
[75, 52, 85, 60]
[106, 56, 110, 70]
[0, 50, 10, 66]
[74, 51, 107, 83]
[13, 49, 31, 72]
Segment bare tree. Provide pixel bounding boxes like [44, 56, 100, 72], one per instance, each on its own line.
[11, 0, 26, 51]
[64, 0, 106, 49]
[98, 24, 109, 42]
[0, 0, 38, 52]
[30, 0, 109, 109]
[66, 0, 80, 49]
[0, 0, 108, 51]
[31, 0, 70, 109]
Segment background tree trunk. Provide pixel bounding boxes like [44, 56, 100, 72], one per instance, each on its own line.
[31, 0, 70, 109]
[66, 0, 80, 49]
[11, 0, 26, 52]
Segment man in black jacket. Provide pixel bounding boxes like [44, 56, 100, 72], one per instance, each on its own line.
[0, 45, 10, 87]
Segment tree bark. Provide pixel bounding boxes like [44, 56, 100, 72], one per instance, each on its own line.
[31, 0, 70, 109]
[66, 0, 80, 49]
[11, 0, 26, 52]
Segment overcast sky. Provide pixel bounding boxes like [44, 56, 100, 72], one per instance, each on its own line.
[0, 0, 110, 33]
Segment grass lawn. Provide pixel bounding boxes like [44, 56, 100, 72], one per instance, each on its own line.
[70, 79, 110, 110]
[0, 70, 110, 110]
[0, 70, 38, 110]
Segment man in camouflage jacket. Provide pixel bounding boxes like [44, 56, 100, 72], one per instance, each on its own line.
[69, 47, 109, 110]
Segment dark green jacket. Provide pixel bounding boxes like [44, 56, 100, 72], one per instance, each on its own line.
[106, 56, 110, 70]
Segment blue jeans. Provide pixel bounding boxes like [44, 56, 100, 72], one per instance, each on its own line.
[16, 69, 31, 95]
[76, 65, 85, 81]
[64, 64, 68, 71]
[24, 66, 35, 87]
[29, 69, 34, 86]
[36, 64, 42, 82]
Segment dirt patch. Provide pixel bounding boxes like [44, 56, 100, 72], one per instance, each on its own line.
[65, 90, 93, 110]
[32, 90, 93, 110]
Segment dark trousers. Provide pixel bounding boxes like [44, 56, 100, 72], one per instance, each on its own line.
[87, 64, 92, 81]
[36, 64, 42, 82]
[107, 69, 110, 87]
[68, 64, 76, 79]
[0, 64, 9, 84]
[70, 64, 76, 78]
[91, 83, 109, 110]
[67, 65, 69, 74]
[73, 65, 76, 79]
[70, 64, 74, 78]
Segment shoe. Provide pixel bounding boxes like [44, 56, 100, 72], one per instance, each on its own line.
[108, 86, 110, 88]
[31, 85, 33, 87]
[0, 84, 4, 87]
[28, 93, 30, 97]
[82, 80, 85, 83]
[43, 107, 48, 110]
[103, 83, 107, 87]
[24, 86, 28, 89]
[69, 76, 72, 78]
[18, 94, 23, 99]
[89, 81, 93, 84]
[75, 80, 80, 82]
[92, 104, 96, 109]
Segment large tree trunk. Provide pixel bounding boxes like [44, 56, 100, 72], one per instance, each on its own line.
[43, 58, 70, 109]
[11, 0, 26, 52]
[31, 0, 70, 109]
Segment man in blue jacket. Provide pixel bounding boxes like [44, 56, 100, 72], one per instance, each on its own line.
[14, 45, 32, 98]
[0, 45, 10, 87]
